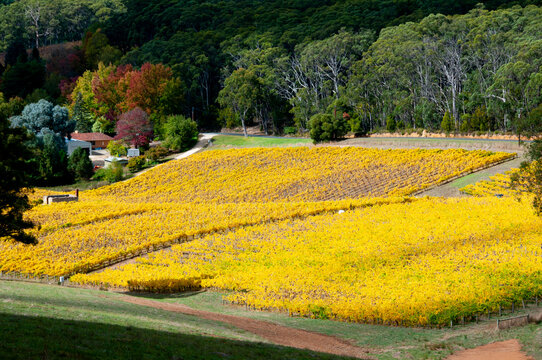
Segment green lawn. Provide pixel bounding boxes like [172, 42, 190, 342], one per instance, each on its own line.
[0, 281, 351, 360]
[2, 281, 541, 360]
[208, 135, 312, 149]
[142, 290, 542, 360]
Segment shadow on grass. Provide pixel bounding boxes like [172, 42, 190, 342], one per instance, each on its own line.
[124, 290, 206, 300]
[0, 313, 354, 360]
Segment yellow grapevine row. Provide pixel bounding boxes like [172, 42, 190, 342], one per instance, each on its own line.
[85, 147, 515, 203]
[1, 198, 407, 276]
[72, 197, 542, 326]
[460, 165, 533, 197]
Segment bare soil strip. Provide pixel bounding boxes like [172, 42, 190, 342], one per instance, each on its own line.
[446, 339, 533, 360]
[117, 295, 373, 359]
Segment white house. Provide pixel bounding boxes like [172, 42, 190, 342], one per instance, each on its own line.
[66, 138, 92, 156]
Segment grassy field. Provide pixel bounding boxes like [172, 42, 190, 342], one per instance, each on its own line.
[1, 281, 541, 360]
[209, 135, 312, 149]
[0, 281, 352, 360]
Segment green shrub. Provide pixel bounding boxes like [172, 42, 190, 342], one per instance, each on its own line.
[145, 145, 169, 162]
[107, 140, 127, 157]
[127, 156, 146, 173]
[441, 111, 454, 133]
[349, 115, 368, 137]
[92, 161, 124, 183]
[386, 116, 396, 132]
[68, 147, 94, 181]
[164, 115, 199, 151]
[283, 126, 297, 135]
[309, 113, 348, 143]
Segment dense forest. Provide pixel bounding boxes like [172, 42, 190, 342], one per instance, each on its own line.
[0, 0, 541, 138]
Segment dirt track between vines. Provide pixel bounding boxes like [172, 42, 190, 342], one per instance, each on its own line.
[117, 294, 373, 359]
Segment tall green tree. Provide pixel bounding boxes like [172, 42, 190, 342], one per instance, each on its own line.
[217, 68, 262, 137]
[0, 109, 36, 244]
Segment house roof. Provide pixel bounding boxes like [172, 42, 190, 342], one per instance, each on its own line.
[71, 132, 114, 141]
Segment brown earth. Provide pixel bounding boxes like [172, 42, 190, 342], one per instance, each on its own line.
[116, 294, 373, 359]
[446, 339, 534, 360]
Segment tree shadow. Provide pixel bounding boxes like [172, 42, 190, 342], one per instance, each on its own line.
[0, 313, 354, 360]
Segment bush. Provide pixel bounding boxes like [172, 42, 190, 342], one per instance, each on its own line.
[92, 161, 124, 183]
[164, 115, 199, 151]
[386, 116, 396, 132]
[441, 111, 454, 133]
[527, 139, 542, 162]
[107, 140, 127, 157]
[68, 147, 94, 181]
[283, 126, 297, 135]
[145, 145, 169, 162]
[127, 156, 146, 173]
[349, 115, 368, 137]
[309, 113, 348, 143]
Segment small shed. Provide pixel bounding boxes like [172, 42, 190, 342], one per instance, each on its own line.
[71, 132, 114, 149]
[66, 138, 92, 156]
[127, 148, 140, 158]
[104, 156, 129, 168]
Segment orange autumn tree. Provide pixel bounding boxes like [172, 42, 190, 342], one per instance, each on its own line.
[69, 62, 184, 136]
[120, 63, 173, 114]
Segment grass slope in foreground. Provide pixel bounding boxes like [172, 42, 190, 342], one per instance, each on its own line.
[1, 281, 541, 360]
[0, 281, 349, 360]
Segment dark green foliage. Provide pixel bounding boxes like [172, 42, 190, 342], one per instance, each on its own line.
[527, 139, 542, 162]
[93, 161, 124, 183]
[309, 113, 348, 143]
[103, 0, 534, 132]
[10, 100, 76, 186]
[164, 115, 199, 151]
[68, 147, 94, 181]
[1, 59, 46, 99]
[31, 47, 40, 61]
[127, 155, 146, 173]
[72, 93, 94, 133]
[0, 108, 36, 244]
[36, 132, 72, 186]
[441, 112, 454, 133]
[5, 39, 27, 66]
[386, 116, 396, 132]
[511, 160, 542, 215]
[82, 29, 122, 70]
[144, 145, 169, 162]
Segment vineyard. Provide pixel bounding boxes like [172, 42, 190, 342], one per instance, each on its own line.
[1, 146, 529, 327]
[72, 197, 542, 327]
[461, 170, 520, 197]
[85, 147, 514, 202]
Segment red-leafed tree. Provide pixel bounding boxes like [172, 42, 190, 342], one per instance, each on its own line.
[114, 107, 154, 147]
[120, 63, 173, 114]
[92, 64, 133, 120]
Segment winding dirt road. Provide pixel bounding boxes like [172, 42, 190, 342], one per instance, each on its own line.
[446, 339, 534, 360]
[117, 295, 372, 359]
